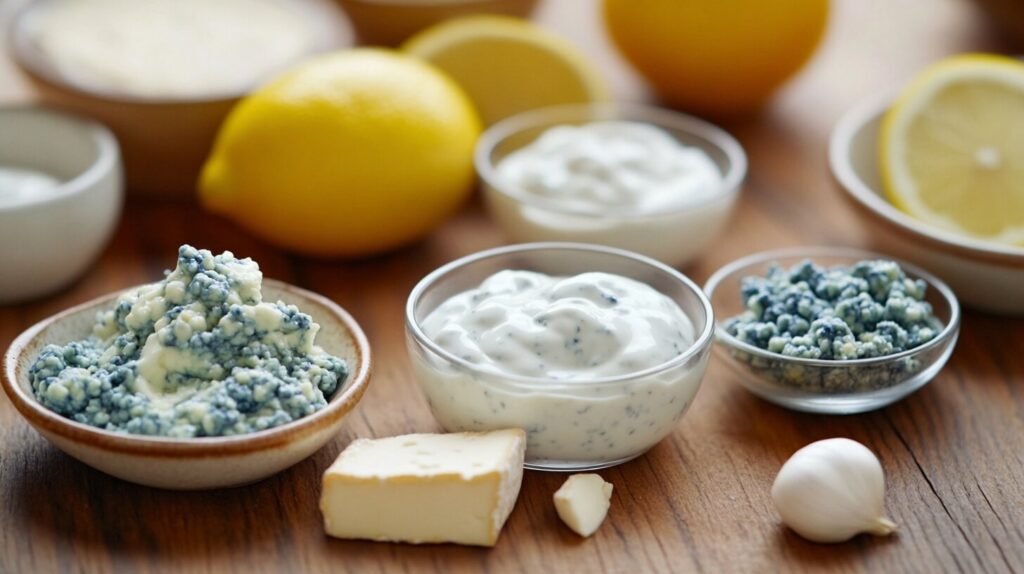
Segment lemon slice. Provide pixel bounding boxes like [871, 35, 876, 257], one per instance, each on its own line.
[880, 54, 1024, 246]
[403, 15, 609, 126]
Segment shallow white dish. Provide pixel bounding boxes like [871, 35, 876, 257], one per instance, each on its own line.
[0, 106, 122, 304]
[829, 97, 1024, 315]
[476, 103, 747, 268]
[2, 279, 372, 490]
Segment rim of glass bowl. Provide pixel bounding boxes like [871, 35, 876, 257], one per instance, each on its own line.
[474, 102, 748, 219]
[405, 242, 715, 389]
[702, 246, 961, 368]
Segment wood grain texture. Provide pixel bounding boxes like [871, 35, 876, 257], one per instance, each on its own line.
[2, 1, 1022, 573]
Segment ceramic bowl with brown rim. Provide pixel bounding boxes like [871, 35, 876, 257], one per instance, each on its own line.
[8, 0, 347, 197]
[2, 280, 371, 490]
[830, 96, 1024, 315]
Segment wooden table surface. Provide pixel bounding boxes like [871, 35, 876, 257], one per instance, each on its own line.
[2, 1, 1022, 573]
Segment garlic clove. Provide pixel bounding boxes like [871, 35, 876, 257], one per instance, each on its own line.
[868, 517, 898, 537]
[771, 438, 897, 544]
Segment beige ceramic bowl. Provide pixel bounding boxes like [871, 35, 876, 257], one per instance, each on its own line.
[9, 0, 344, 197]
[2, 280, 371, 490]
[337, 0, 539, 46]
[830, 96, 1024, 315]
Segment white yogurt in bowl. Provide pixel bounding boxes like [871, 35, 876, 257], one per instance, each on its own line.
[477, 104, 747, 267]
[496, 122, 723, 214]
[406, 243, 714, 471]
[0, 106, 122, 303]
[0, 166, 61, 206]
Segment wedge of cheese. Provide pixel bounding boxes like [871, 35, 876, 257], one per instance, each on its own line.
[320, 428, 526, 547]
[553, 473, 613, 537]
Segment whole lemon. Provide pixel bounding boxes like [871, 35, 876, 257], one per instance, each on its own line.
[199, 49, 481, 257]
[603, 0, 829, 116]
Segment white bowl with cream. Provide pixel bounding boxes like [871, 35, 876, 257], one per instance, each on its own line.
[0, 106, 122, 304]
[475, 104, 747, 268]
[10, 0, 342, 196]
[405, 243, 714, 471]
[830, 97, 1024, 315]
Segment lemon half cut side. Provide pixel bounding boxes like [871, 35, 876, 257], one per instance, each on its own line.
[880, 54, 1024, 247]
[403, 15, 608, 126]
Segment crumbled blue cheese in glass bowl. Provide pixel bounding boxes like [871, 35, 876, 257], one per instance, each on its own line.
[720, 258, 946, 395]
[28, 245, 348, 437]
[727, 259, 940, 361]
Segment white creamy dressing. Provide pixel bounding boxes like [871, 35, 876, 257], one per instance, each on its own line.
[0, 166, 60, 206]
[421, 270, 694, 380]
[496, 121, 723, 214]
[416, 270, 706, 465]
[28, 0, 314, 98]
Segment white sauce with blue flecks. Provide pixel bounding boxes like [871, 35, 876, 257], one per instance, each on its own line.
[421, 270, 695, 379]
[416, 270, 704, 465]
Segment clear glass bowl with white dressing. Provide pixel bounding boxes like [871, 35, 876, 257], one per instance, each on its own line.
[405, 243, 714, 471]
[475, 103, 747, 268]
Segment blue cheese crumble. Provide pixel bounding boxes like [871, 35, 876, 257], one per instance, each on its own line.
[29, 245, 348, 437]
[723, 259, 944, 393]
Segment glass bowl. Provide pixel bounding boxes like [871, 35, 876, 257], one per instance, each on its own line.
[703, 247, 961, 414]
[405, 242, 714, 471]
[475, 103, 746, 267]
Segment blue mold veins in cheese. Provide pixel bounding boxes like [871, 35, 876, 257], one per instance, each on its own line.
[29, 245, 348, 437]
[726, 259, 940, 360]
[721, 259, 946, 394]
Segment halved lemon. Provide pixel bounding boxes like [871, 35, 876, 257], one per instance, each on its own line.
[402, 15, 608, 126]
[880, 54, 1024, 246]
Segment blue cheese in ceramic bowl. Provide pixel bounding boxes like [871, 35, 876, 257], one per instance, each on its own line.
[28, 245, 348, 438]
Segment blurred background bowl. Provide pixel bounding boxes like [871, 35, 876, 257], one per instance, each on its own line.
[0, 106, 121, 303]
[8, 0, 347, 197]
[830, 96, 1024, 315]
[337, 0, 539, 46]
[970, 0, 1024, 46]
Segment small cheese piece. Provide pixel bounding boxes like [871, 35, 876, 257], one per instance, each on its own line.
[553, 474, 614, 537]
[320, 429, 526, 547]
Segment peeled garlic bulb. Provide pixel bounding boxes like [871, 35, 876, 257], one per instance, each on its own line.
[771, 438, 897, 543]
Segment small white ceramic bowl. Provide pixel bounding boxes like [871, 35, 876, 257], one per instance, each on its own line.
[0, 106, 122, 304]
[830, 97, 1024, 315]
[406, 242, 714, 471]
[2, 280, 372, 490]
[476, 103, 747, 268]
